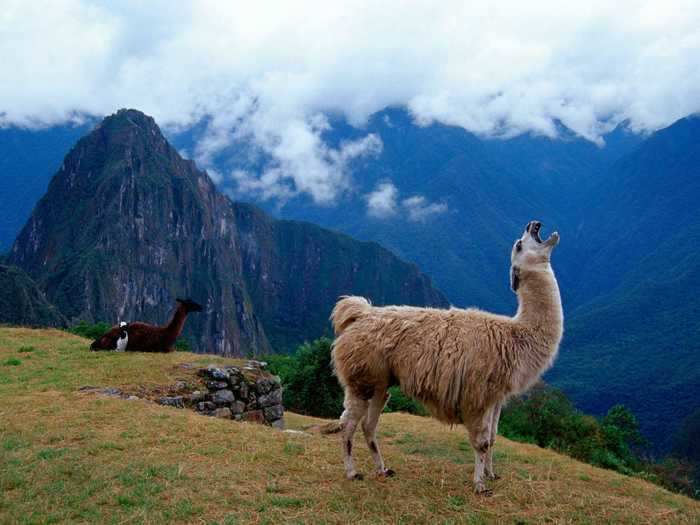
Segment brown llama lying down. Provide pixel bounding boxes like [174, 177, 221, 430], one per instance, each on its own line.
[331, 221, 563, 496]
[90, 298, 203, 353]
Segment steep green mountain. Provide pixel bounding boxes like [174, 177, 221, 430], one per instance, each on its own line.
[549, 116, 700, 452]
[0, 123, 92, 252]
[0, 265, 66, 327]
[8, 109, 446, 355]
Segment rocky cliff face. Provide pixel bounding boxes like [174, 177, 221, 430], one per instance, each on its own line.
[9, 109, 447, 355]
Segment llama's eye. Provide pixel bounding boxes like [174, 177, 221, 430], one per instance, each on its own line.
[515, 241, 522, 252]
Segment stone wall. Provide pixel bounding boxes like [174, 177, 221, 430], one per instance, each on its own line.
[158, 362, 284, 428]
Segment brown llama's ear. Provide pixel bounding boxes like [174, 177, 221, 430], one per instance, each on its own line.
[510, 266, 520, 293]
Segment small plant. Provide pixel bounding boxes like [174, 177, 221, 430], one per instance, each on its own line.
[3, 358, 21, 366]
[173, 339, 191, 352]
[17, 346, 35, 353]
[68, 320, 112, 340]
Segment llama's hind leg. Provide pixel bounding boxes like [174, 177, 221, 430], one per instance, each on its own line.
[362, 390, 394, 478]
[485, 402, 503, 480]
[340, 392, 368, 480]
[468, 414, 494, 496]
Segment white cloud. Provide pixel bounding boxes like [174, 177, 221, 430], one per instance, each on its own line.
[2, 0, 700, 200]
[366, 185, 448, 221]
[366, 182, 399, 218]
[402, 196, 448, 222]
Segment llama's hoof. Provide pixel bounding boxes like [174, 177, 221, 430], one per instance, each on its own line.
[486, 472, 501, 480]
[378, 468, 395, 478]
[349, 473, 364, 481]
[474, 483, 493, 496]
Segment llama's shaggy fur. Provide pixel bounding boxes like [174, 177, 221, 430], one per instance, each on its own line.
[90, 298, 202, 353]
[331, 221, 563, 495]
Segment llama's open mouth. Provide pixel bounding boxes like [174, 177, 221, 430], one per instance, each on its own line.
[528, 221, 543, 243]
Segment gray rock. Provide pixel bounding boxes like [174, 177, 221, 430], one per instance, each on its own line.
[197, 401, 216, 412]
[212, 389, 235, 405]
[258, 389, 283, 408]
[263, 404, 284, 422]
[206, 380, 229, 390]
[190, 391, 205, 403]
[271, 418, 285, 430]
[214, 407, 232, 419]
[198, 366, 230, 381]
[238, 384, 249, 399]
[255, 377, 277, 395]
[159, 396, 184, 408]
[283, 429, 312, 437]
[230, 401, 246, 415]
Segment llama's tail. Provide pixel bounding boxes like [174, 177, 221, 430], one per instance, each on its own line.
[330, 296, 371, 335]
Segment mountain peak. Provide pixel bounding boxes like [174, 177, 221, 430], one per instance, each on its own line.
[102, 108, 159, 130]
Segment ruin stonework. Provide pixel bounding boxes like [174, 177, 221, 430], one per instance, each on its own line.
[158, 363, 284, 428]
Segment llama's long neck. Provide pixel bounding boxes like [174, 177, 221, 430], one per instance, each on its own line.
[165, 304, 188, 341]
[515, 265, 564, 349]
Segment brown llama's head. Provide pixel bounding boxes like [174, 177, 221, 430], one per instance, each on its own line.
[510, 220, 559, 292]
[176, 298, 203, 313]
[90, 326, 120, 351]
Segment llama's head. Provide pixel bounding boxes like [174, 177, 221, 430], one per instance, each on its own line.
[176, 298, 203, 313]
[510, 220, 559, 292]
[90, 327, 120, 351]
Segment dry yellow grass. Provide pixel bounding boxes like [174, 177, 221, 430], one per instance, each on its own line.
[0, 327, 698, 524]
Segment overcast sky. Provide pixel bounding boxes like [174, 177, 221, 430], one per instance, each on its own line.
[2, 1, 699, 205]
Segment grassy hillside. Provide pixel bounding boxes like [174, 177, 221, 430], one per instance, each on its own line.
[1, 328, 698, 524]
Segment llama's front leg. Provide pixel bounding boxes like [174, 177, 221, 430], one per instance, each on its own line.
[362, 391, 394, 478]
[468, 418, 493, 496]
[340, 394, 368, 480]
[485, 402, 503, 480]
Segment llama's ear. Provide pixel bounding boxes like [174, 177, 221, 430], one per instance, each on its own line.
[510, 266, 520, 293]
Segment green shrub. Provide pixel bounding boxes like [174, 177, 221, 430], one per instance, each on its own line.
[385, 386, 428, 416]
[499, 384, 647, 476]
[266, 338, 343, 418]
[173, 339, 191, 352]
[68, 320, 112, 340]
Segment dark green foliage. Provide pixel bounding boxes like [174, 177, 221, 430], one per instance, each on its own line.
[500, 385, 645, 475]
[173, 339, 192, 352]
[647, 458, 699, 499]
[266, 338, 343, 418]
[384, 386, 428, 416]
[68, 321, 112, 341]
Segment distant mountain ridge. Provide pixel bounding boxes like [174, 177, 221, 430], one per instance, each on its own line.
[7, 109, 447, 355]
